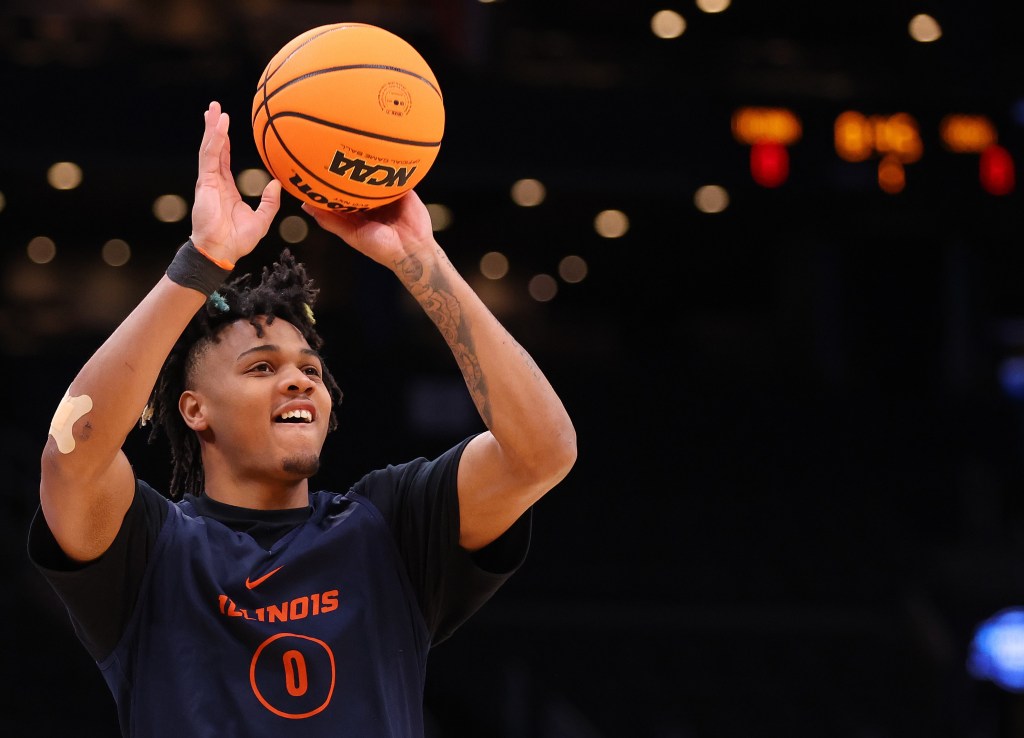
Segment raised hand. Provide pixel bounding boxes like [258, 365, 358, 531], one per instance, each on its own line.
[190, 101, 281, 265]
[300, 190, 435, 270]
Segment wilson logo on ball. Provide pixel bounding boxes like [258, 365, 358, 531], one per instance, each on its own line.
[288, 174, 366, 212]
[328, 151, 417, 188]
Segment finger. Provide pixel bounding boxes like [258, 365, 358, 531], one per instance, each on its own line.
[253, 179, 283, 232]
[196, 102, 217, 172]
[219, 127, 232, 179]
[198, 104, 228, 178]
[301, 202, 338, 234]
[301, 202, 357, 228]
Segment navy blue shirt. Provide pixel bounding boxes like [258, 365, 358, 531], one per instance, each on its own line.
[29, 438, 531, 737]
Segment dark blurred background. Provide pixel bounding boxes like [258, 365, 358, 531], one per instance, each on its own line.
[6, 0, 1024, 736]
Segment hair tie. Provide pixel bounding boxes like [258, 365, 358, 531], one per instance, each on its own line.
[208, 291, 230, 312]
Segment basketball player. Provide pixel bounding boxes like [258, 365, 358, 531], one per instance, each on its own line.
[29, 101, 576, 737]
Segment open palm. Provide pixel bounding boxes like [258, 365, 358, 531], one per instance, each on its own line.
[190, 102, 280, 263]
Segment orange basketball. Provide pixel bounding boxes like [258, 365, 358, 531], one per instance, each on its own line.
[252, 23, 444, 212]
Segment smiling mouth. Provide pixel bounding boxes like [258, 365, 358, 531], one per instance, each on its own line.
[275, 409, 314, 424]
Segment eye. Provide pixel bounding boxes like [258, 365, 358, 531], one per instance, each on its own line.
[247, 362, 273, 374]
[304, 365, 322, 377]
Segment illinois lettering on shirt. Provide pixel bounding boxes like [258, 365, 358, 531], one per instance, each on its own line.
[218, 589, 340, 623]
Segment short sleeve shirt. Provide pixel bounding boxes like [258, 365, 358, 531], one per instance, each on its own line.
[28, 437, 531, 738]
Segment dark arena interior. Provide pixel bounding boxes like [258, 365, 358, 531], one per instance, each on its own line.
[5, 1, 1024, 736]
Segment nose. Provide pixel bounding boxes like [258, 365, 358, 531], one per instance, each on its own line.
[280, 365, 315, 395]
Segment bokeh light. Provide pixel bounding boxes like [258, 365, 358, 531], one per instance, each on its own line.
[279, 215, 309, 244]
[651, 10, 687, 39]
[697, 0, 730, 12]
[558, 255, 588, 283]
[594, 209, 629, 238]
[237, 168, 272, 197]
[528, 273, 558, 302]
[511, 179, 546, 207]
[153, 194, 188, 223]
[27, 236, 57, 264]
[694, 185, 730, 213]
[426, 202, 453, 231]
[47, 162, 83, 190]
[909, 14, 942, 43]
[101, 239, 131, 267]
[480, 251, 510, 280]
[968, 607, 1024, 692]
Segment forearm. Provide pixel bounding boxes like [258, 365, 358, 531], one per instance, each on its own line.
[395, 242, 575, 466]
[45, 275, 206, 480]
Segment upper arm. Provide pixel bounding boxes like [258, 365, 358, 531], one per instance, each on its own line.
[456, 430, 575, 551]
[39, 437, 137, 563]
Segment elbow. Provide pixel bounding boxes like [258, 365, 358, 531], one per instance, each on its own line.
[40, 435, 105, 489]
[40, 437, 76, 490]
[555, 424, 578, 478]
[492, 414, 577, 501]
[40, 437, 64, 478]
[534, 421, 578, 491]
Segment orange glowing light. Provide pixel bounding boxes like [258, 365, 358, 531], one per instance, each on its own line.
[732, 107, 802, 145]
[873, 113, 922, 163]
[941, 115, 997, 153]
[835, 111, 922, 163]
[878, 154, 906, 194]
[834, 111, 873, 162]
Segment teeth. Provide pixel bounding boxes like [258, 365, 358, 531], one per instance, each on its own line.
[278, 409, 313, 423]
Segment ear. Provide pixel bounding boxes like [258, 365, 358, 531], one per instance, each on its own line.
[179, 390, 209, 431]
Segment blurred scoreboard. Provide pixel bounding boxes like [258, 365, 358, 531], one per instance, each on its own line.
[731, 106, 1015, 195]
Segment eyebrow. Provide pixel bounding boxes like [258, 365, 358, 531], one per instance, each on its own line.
[236, 344, 322, 362]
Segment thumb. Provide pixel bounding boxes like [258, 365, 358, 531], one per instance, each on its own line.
[254, 179, 282, 229]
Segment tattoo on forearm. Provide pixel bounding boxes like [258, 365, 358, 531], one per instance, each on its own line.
[396, 254, 493, 427]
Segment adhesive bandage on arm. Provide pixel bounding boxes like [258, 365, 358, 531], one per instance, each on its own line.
[48, 389, 94, 454]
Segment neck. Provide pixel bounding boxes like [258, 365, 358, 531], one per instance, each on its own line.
[200, 459, 311, 510]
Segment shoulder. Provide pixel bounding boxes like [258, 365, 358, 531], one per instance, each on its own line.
[353, 435, 477, 498]
[342, 436, 476, 529]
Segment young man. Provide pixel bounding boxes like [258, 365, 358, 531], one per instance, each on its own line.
[29, 101, 576, 737]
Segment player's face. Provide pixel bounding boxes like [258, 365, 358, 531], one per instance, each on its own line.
[189, 316, 332, 484]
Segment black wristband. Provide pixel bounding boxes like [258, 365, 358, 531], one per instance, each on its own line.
[165, 240, 232, 297]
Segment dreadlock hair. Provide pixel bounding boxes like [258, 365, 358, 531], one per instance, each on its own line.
[143, 248, 343, 499]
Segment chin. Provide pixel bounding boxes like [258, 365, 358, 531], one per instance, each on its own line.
[281, 454, 320, 478]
